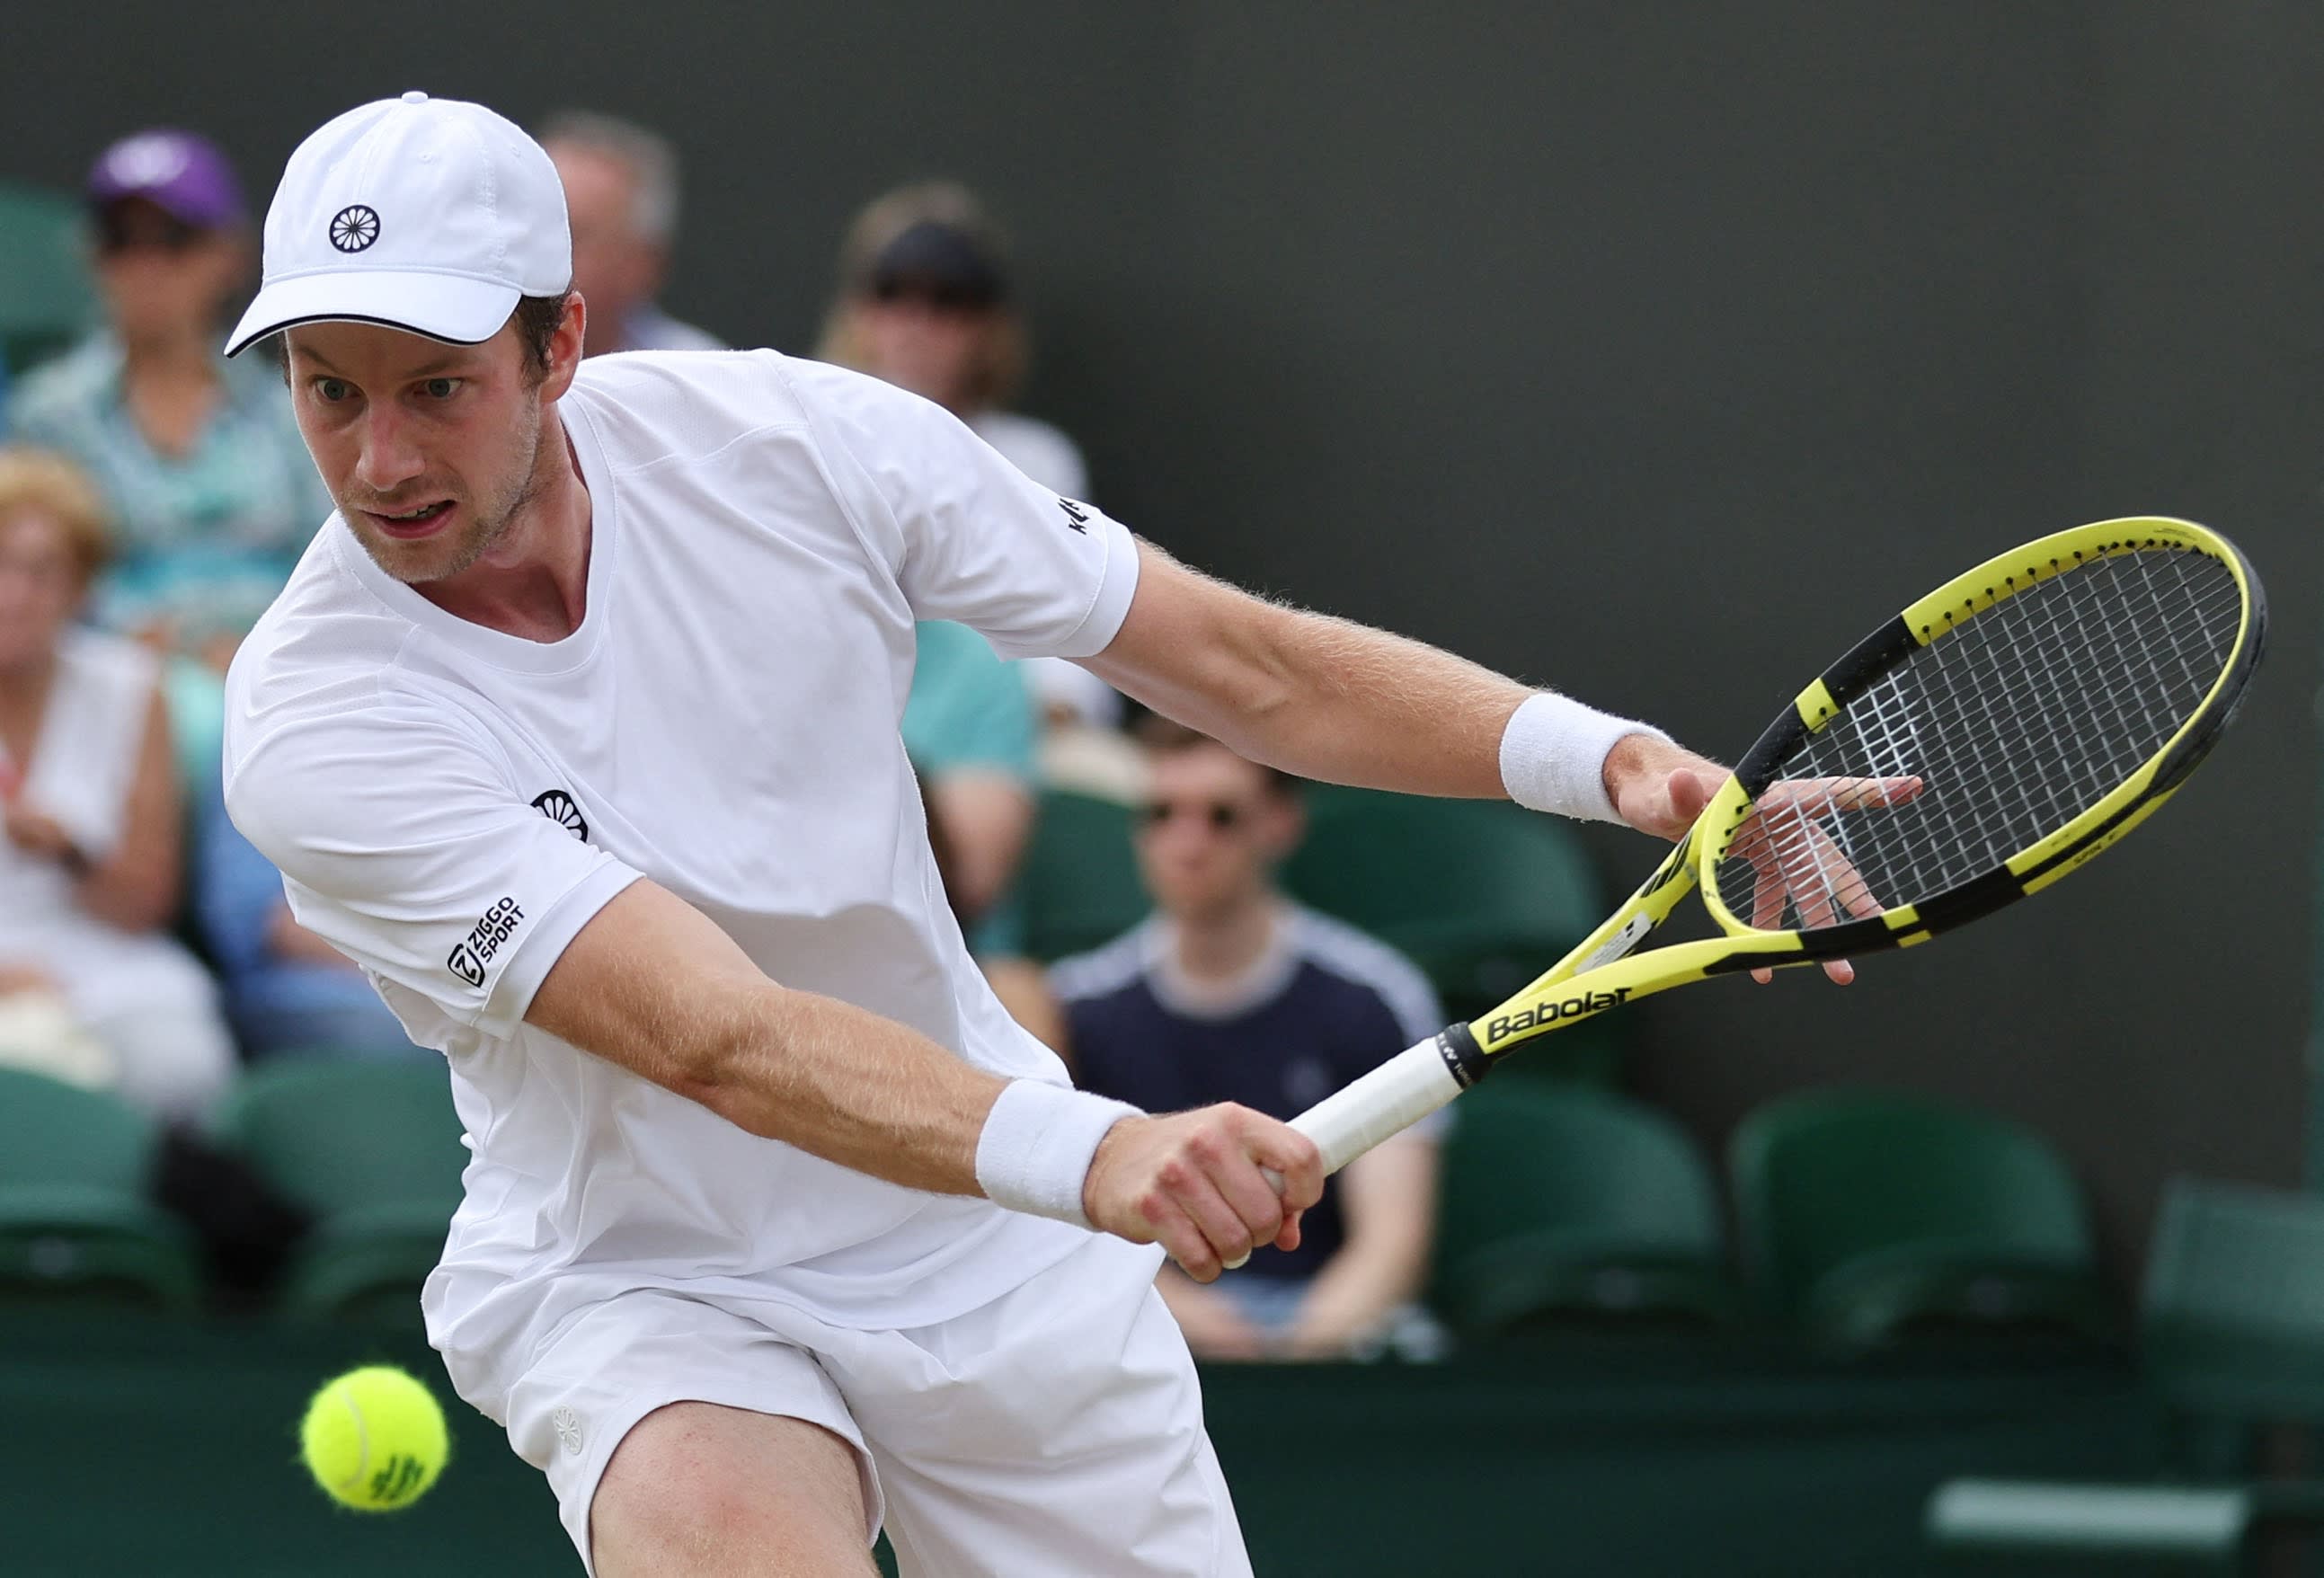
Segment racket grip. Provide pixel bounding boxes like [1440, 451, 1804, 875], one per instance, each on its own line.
[1228, 1038, 1466, 1271]
[1293, 1036, 1465, 1174]
[1254, 1035, 1464, 1193]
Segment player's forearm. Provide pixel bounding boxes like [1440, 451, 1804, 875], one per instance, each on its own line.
[1229, 605, 1717, 824]
[1098, 548, 1681, 814]
[686, 984, 1008, 1197]
[1164, 598, 1529, 799]
[534, 883, 1137, 1219]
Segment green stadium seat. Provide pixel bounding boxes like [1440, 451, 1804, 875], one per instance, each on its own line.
[0, 182, 95, 374]
[1928, 1179, 2324, 1565]
[1282, 787, 1617, 1079]
[209, 1060, 467, 1319]
[1429, 1081, 1734, 1339]
[1019, 788, 1149, 962]
[2139, 1177, 2324, 1428]
[0, 1068, 200, 1310]
[1729, 1088, 2108, 1352]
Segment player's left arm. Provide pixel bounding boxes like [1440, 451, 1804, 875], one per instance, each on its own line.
[1082, 539, 1714, 836]
[1276, 1130, 1439, 1360]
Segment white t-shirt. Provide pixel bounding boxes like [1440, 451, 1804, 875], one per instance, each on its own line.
[223, 350, 1141, 1405]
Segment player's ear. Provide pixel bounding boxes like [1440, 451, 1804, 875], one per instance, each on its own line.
[537, 291, 587, 401]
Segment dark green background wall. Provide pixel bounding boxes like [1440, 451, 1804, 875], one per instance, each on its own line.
[6, 3, 2319, 1276]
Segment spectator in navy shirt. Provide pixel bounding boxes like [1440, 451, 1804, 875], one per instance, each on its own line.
[1050, 721, 1447, 1361]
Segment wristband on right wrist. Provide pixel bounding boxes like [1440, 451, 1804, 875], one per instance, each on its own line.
[974, 1078, 1142, 1230]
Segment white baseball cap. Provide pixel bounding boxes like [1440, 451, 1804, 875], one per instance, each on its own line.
[225, 92, 571, 358]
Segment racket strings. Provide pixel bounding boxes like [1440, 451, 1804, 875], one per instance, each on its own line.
[1717, 545, 2242, 928]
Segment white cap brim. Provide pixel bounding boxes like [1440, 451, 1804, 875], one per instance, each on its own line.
[224, 269, 521, 358]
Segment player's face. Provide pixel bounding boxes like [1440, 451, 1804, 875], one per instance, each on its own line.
[285, 317, 562, 585]
[1135, 745, 1302, 922]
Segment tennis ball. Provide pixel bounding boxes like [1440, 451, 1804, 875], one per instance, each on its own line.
[299, 1365, 449, 1512]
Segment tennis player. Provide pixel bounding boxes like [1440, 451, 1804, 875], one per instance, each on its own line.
[221, 94, 1829, 1576]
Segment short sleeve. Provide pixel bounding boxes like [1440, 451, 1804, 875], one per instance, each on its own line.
[790, 359, 1140, 661]
[225, 703, 641, 1039]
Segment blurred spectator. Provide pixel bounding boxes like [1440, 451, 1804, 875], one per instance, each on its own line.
[1040, 687, 1149, 806]
[194, 781, 420, 1061]
[817, 181, 1087, 497]
[540, 111, 724, 356]
[904, 619, 1038, 946]
[0, 448, 235, 1119]
[1050, 722, 1446, 1361]
[817, 182, 1122, 743]
[6, 130, 328, 666]
[902, 620, 1065, 1043]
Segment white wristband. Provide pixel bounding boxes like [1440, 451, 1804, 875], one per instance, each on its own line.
[1499, 692, 1672, 823]
[975, 1079, 1142, 1229]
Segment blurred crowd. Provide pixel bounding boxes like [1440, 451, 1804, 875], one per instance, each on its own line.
[0, 115, 1441, 1359]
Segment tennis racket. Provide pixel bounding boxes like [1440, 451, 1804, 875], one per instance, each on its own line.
[1287, 515, 2265, 1176]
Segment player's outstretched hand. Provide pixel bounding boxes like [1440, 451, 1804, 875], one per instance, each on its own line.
[1083, 1104, 1325, 1282]
[1731, 774, 1924, 984]
[1605, 738, 1925, 987]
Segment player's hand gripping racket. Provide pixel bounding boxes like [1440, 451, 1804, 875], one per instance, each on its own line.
[1281, 517, 2264, 1182]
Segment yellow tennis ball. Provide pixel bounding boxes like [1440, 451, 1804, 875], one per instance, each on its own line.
[299, 1365, 449, 1512]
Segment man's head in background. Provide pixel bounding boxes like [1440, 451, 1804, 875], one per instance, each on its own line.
[816, 182, 1025, 419]
[85, 129, 252, 349]
[1133, 719, 1305, 927]
[539, 111, 682, 358]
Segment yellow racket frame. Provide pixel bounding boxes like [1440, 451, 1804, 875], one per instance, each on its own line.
[1466, 517, 2264, 1062]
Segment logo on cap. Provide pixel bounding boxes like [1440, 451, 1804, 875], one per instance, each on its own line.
[329, 204, 381, 253]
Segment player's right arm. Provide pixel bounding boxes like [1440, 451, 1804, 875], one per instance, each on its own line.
[533, 881, 1322, 1278]
[225, 704, 1317, 1278]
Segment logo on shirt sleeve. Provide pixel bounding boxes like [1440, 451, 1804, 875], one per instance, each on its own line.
[447, 895, 526, 988]
[531, 789, 589, 840]
[1056, 498, 1091, 534]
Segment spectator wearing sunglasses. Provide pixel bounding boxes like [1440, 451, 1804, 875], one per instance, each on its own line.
[6, 130, 329, 668]
[1049, 719, 1449, 1362]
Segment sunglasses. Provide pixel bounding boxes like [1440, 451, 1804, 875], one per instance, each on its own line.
[95, 211, 205, 256]
[1140, 797, 1251, 832]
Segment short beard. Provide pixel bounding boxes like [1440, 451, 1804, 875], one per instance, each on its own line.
[363, 400, 546, 586]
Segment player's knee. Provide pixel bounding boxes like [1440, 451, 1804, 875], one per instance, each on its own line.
[591, 1404, 869, 1574]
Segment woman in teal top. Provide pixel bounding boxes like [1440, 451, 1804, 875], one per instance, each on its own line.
[7, 130, 328, 665]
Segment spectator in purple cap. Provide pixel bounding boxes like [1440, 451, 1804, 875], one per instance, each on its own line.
[6, 129, 330, 670]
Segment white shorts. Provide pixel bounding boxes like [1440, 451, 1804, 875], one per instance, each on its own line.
[493, 1232, 1252, 1576]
